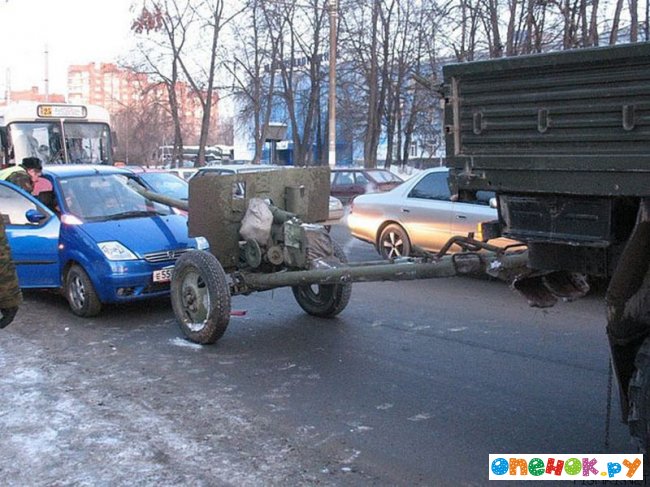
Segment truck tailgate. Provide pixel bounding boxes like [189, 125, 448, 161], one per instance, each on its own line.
[443, 43, 650, 196]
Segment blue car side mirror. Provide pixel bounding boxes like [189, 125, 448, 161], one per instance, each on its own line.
[25, 209, 47, 223]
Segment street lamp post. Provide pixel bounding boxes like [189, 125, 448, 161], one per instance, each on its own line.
[328, 0, 337, 168]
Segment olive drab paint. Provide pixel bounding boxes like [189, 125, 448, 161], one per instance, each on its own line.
[0, 217, 22, 321]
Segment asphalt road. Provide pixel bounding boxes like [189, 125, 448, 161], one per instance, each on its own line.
[0, 224, 637, 486]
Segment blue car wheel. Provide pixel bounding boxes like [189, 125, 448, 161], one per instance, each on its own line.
[65, 264, 102, 317]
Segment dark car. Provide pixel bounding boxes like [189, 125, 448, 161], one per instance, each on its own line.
[330, 167, 403, 204]
[123, 166, 188, 201]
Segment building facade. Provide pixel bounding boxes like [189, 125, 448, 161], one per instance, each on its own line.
[67, 62, 220, 148]
[67, 63, 148, 112]
[0, 86, 65, 106]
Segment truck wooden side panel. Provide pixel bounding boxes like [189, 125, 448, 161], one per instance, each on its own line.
[444, 43, 650, 196]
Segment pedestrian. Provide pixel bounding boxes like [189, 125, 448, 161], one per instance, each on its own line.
[0, 218, 22, 328]
[0, 157, 44, 194]
[14, 126, 42, 160]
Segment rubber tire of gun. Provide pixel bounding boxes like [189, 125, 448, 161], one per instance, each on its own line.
[171, 250, 231, 345]
[291, 241, 352, 318]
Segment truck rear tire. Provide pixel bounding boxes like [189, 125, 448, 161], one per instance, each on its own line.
[171, 250, 231, 344]
[628, 336, 650, 452]
[292, 241, 352, 318]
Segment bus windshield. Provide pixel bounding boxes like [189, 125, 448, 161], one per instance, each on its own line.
[8, 121, 111, 165]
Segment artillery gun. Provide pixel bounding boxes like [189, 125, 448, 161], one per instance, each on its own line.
[137, 167, 527, 345]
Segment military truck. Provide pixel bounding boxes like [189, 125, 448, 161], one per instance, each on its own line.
[443, 43, 650, 449]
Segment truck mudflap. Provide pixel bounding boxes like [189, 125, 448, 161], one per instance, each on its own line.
[511, 271, 590, 308]
[605, 199, 650, 425]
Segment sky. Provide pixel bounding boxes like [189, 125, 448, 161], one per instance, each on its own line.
[1, 0, 644, 102]
[0, 0, 136, 97]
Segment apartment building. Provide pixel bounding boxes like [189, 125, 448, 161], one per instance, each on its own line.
[66, 62, 219, 144]
[67, 62, 147, 112]
[0, 86, 65, 106]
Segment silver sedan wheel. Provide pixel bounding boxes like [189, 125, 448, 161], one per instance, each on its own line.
[379, 224, 411, 259]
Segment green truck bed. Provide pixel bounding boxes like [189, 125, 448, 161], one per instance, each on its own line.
[443, 43, 650, 197]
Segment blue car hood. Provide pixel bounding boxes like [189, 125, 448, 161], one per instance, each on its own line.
[80, 215, 191, 255]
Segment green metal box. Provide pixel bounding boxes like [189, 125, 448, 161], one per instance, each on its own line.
[187, 167, 330, 270]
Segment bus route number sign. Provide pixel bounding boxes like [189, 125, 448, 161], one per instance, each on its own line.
[37, 105, 88, 119]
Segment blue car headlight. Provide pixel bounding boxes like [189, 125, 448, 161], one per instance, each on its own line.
[194, 236, 210, 251]
[98, 241, 138, 261]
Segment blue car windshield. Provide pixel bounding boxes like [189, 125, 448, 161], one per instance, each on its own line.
[58, 174, 174, 221]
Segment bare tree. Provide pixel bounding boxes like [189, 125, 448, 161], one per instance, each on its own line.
[400, 16, 431, 169]
[131, 0, 243, 167]
[610, 0, 625, 43]
[175, 0, 244, 166]
[384, 0, 415, 169]
[629, 0, 639, 41]
[227, 0, 282, 164]
[448, 0, 481, 61]
[131, 0, 192, 166]
[269, 0, 329, 166]
[339, 0, 397, 167]
[220, 0, 643, 172]
[111, 75, 171, 165]
[384, 1, 444, 169]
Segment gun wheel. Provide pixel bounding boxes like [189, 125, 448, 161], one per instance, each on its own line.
[291, 241, 352, 318]
[171, 250, 231, 344]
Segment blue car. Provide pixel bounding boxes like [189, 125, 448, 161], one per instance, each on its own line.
[0, 165, 208, 317]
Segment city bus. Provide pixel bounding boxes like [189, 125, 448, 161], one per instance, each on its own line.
[158, 144, 234, 166]
[0, 101, 114, 166]
[213, 144, 234, 162]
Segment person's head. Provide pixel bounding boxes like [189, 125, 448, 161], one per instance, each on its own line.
[21, 157, 43, 182]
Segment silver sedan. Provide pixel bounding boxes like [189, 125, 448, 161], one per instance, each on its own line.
[347, 167, 513, 259]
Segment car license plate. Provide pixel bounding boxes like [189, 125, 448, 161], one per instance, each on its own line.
[153, 266, 173, 283]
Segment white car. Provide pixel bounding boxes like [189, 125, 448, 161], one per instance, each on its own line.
[165, 167, 198, 181]
[347, 167, 516, 258]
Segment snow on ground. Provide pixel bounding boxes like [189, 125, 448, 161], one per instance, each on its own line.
[0, 328, 322, 486]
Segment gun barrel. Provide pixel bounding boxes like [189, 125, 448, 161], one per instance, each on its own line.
[129, 183, 189, 211]
[239, 250, 528, 292]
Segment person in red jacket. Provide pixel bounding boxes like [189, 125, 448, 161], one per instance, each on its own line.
[0, 157, 43, 193]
